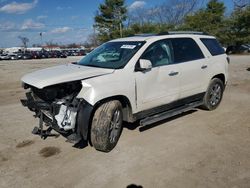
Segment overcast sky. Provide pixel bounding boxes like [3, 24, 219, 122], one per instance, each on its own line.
[0, 0, 235, 48]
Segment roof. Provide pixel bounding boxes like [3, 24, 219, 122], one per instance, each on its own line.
[111, 31, 214, 42]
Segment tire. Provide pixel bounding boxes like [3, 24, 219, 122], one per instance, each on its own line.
[90, 100, 123, 152]
[202, 78, 224, 111]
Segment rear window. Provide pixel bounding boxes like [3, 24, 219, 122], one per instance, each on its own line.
[171, 38, 204, 63]
[200, 38, 225, 56]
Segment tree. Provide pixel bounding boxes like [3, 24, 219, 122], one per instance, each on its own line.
[233, 0, 250, 9]
[158, 0, 202, 25]
[182, 0, 226, 42]
[18, 36, 29, 48]
[225, 5, 250, 47]
[84, 33, 100, 48]
[94, 0, 127, 42]
[127, 0, 201, 27]
[123, 23, 174, 37]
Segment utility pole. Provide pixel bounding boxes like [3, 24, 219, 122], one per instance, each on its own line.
[118, 9, 123, 38]
[119, 19, 123, 38]
[114, 7, 123, 38]
[93, 25, 97, 47]
[40, 32, 43, 47]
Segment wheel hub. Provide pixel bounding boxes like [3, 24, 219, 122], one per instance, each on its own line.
[109, 110, 121, 143]
[209, 83, 222, 106]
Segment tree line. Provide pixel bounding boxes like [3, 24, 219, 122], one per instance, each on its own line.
[92, 0, 250, 48]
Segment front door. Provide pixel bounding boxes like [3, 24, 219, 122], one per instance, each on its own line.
[135, 39, 180, 112]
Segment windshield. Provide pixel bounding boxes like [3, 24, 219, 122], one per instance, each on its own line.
[78, 41, 145, 69]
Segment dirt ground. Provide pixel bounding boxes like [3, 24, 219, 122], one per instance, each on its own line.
[0, 55, 249, 188]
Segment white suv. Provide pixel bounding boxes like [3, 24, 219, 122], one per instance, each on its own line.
[21, 31, 229, 152]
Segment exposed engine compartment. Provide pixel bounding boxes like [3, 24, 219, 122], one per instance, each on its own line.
[21, 81, 84, 143]
[30, 81, 82, 102]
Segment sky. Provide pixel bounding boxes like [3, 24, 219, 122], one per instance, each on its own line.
[0, 0, 235, 48]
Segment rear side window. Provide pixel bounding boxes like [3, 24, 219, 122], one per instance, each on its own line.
[200, 38, 225, 56]
[171, 38, 204, 63]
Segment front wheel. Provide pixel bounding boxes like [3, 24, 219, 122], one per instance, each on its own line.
[90, 100, 123, 152]
[202, 78, 224, 111]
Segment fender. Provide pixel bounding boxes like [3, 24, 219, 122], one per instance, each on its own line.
[76, 100, 93, 140]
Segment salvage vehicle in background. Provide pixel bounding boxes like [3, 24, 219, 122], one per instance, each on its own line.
[21, 31, 229, 152]
[0, 54, 11, 60]
[226, 44, 250, 54]
[9, 54, 18, 60]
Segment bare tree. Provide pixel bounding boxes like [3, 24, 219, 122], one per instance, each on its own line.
[18, 36, 29, 48]
[233, 0, 250, 9]
[45, 40, 58, 47]
[84, 33, 100, 48]
[153, 0, 204, 25]
[127, 7, 147, 26]
[127, 0, 203, 26]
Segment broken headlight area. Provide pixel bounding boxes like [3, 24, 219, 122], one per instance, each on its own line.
[21, 81, 83, 143]
[31, 81, 82, 102]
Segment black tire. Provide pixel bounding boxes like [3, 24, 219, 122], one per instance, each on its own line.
[90, 100, 123, 152]
[202, 78, 224, 111]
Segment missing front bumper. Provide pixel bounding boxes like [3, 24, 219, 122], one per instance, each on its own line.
[21, 92, 82, 143]
[21, 91, 93, 144]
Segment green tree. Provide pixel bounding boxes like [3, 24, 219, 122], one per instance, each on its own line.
[123, 23, 174, 37]
[225, 6, 250, 47]
[182, 0, 226, 42]
[94, 0, 127, 42]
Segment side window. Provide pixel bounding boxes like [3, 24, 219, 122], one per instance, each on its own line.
[200, 38, 225, 56]
[141, 40, 174, 67]
[171, 38, 204, 63]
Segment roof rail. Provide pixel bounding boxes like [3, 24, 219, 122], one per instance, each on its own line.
[128, 33, 156, 37]
[158, 31, 209, 35]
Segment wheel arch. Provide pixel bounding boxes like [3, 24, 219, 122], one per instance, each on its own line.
[212, 73, 226, 85]
[92, 95, 134, 123]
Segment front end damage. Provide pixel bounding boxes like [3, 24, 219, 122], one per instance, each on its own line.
[21, 81, 93, 144]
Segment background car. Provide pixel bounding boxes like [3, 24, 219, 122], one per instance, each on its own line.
[9, 54, 18, 60]
[0, 54, 11, 60]
[21, 53, 33, 60]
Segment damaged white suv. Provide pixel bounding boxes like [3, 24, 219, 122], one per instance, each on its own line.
[21, 31, 229, 152]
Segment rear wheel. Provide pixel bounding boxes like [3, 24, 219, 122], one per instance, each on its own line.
[90, 100, 123, 152]
[202, 78, 224, 110]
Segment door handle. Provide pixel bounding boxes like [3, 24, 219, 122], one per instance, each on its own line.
[169, 71, 179, 76]
[201, 65, 208, 69]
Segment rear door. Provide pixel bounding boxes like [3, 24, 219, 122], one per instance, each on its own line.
[171, 38, 208, 99]
[200, 38, 228, 89]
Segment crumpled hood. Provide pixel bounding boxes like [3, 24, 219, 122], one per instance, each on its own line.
[21, 63, 114, 89]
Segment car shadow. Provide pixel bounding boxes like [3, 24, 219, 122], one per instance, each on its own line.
[72, 109, 198, 150]
[127, 184, 143, 188]
[123, 109, 198, 132]
[73, 139, 88, 149]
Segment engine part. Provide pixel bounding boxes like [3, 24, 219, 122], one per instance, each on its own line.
[55, 103, 78, 131]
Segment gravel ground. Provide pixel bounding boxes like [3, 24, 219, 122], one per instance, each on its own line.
[0, 55, 249, 188]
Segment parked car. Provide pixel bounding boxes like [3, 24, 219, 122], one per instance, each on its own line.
[226, 44, 250, 54]
[40, 51, 50, 58]
[239, 44, 250, 53]
[31, 51, 42, 59]
[21, 31, 229, 152]
[9, 54, 18, 60]
[21, 53, 33, 60]
[16, 53, 24, 59]
[0, 54, 10, 60]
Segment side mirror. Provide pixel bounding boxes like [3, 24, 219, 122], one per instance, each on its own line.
[136, 59, 152, 71]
